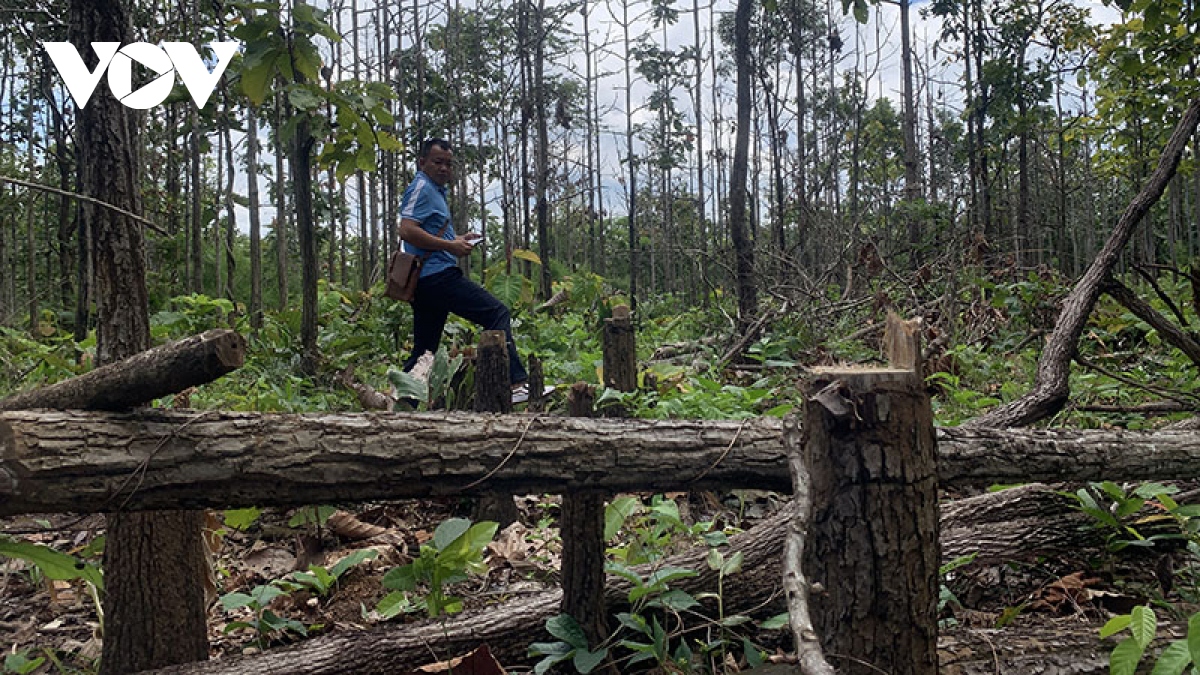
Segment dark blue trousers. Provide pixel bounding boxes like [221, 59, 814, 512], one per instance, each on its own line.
[404, 267, 527, 385]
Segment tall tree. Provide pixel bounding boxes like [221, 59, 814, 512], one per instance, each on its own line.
[65, 1, 210, 673]
[730, 0, 758, 331]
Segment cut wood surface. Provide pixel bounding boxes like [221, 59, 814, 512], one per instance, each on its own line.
[5, 410, 1200, 515]
[0, 329, 245, 412]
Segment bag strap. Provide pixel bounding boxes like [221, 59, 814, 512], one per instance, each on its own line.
[403, 220, 453, 261]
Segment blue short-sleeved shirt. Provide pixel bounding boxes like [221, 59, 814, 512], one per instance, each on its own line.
[400, 170, 457, 278]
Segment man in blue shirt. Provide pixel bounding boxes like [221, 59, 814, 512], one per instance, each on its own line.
[399, 138, 532, 403]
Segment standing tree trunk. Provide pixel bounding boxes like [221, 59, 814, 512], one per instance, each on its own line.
[899, 0, 922, 261]
[69, 1, 210, 673]
[247, 108, 263, 330]
[534, 0, 552, 302]
[274, 89, 290, 311]
[730, 0, 758, 333]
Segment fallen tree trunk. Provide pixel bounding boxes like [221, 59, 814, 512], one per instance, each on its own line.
[940, 483, 1100, 564]
[7, 411, 1200, 515]
[134, 482, 1143, 675]
[141, 500, 795, 675]
[0, 329, 245, 412]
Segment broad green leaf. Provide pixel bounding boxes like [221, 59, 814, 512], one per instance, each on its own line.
[1110, 637, 1145, 675]
[759, 612, 791, 630]
[224, 507, 262, 531]
[382, 563, 419, 591]
[706, 548, 724, 571]
[432, 517, 472, 552]
[375, 590, 414, 618]
[1151, 640, 1192, 675]
[645, 589, 699, 611]
[604, 496, 640, 541]
[1131, 606, 1158, 649]
[546, 613, 590, 650]
[387, 368, 428, 403]
[1100, 614, 1132, 639]
[288, 86, 322, 111]
[721, 550, 745, 576]
[329, 549, 378, 579]
[573, 648, 608, 673]
[219, 592, 255, 611]
[1188, 612, 1200, 666]
[744, 637, 764, 668]
[0, 537, 103, 590]
[250, 584, 287, 607]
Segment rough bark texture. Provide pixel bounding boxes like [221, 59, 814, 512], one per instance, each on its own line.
[781, 415, 836, 675]
[602, 305, 636, 392]
[9, 411, 1200, 516]
[0, 330, 245, 412]
[475, 330, 512, 414]
[473, 330, 518, 526]
[938, 622, 1189, 674]
[803, 368, 939, 675]
[966, 96, 1200, 429]
[68, 2, 209, 671]
[140, 501, 794, 675]
[1103, 277, 1200, 368]
[940, 483, 1099, 564]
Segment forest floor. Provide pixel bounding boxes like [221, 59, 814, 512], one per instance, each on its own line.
[0, 487, 1189, 674]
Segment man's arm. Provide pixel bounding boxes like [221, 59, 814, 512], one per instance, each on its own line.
[400, 219, 475, 257]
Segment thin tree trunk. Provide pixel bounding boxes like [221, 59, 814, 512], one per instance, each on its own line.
[274, 89, 289, 310]
[534, 0, 552, 302]
[25, 78, 37, 335]
[247, 108, 263, 330]
[730, 0, 758, 333]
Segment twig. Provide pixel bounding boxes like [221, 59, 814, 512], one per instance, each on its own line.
[0, 174, 168, 236]
[689, 419, 748, 484]
[117, 411, 219, 511]
[458, 415, 541, 492]
[1073, 354, 1200, 408]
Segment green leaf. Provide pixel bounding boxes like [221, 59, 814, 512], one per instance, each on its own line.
[224, 507, 262, 531]
[432, 517, 473, 552]
[1151, 640, 1192, 675]
[546, 613, 590, 650]
[573, 648, 608, 673]
[0, 536, 104, 590]
[1101, 614, 1133, 639]
[375, 590, 414, 618]
[759, 612, 791, 630]
[387, 368, 429, 404]
[220, 592, 256, 611]
[604, 496, 640, 541]
[382, 563, 420, 591]
[852, 0, 869, 23]
[288, 86, 322, 111]
[645, 589, 700, 611]
[1110, 637, 1145, 675]
[1131, 605, 1158, 649]
[744, 637, 764, 667]
[706, 548, 724, 571]
[1187, 612, 1200, 666]
[721, 550, 745, 576]
[329, 549, 378, 579]
[251, 584, 288, 607]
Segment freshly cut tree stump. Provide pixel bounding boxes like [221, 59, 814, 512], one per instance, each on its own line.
[803, 366, 939, 675]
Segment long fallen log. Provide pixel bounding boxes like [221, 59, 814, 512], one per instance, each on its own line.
[5, 411, 1200, 515]
[0, 329, 245, 412]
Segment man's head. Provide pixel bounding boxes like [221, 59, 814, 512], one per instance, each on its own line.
[418, 138, 454, 187]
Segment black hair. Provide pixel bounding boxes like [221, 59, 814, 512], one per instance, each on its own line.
[419, 138, 453, 158]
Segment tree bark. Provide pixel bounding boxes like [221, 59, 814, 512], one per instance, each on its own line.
[1103, 277, 1200, 369]
[802, 368, 939, 675]
[8, 412, 1200, 516]
[68, 1, 210, 671]
[729, 0, 758, 332]
[966, 96, 1200, 429]
[141, 499, 795, 675]
[0, 329, 245, 412]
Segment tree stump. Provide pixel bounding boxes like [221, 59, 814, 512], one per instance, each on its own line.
[602, 305, 636, 416]
[473, 330, 518, 527]
[802, 367, 939, 675]
[559, 383, 611, 662]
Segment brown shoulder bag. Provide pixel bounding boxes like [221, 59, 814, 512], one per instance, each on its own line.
[385, 222, 450, 303]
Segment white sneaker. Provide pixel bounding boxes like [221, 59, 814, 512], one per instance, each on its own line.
[511, 383, 555, 404]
